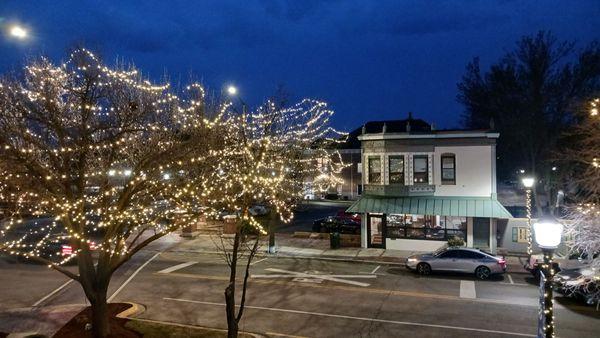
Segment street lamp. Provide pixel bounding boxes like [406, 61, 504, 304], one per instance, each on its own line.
[533, 218, 563, 338]
[226, 85, 238, 96]
[522, 176, 535, 256]
[9, 25, 28, 39]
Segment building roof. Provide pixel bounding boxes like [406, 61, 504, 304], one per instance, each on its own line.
[347, 196, 513, 218]
[337, 113, 494, 149]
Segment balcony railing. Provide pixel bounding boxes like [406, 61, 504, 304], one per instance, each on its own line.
[363, 184, 435, 197]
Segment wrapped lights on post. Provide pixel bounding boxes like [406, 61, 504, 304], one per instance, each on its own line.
[522, 176, 535, 256]
[533, 218, 564, 338]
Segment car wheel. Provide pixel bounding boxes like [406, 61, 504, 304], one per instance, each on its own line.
[417, 263, 431, 275]
[475, 266, 491, 280]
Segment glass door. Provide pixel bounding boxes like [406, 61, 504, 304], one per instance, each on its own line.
[473, 217, 490, 248]
[367, 214, 385, 248]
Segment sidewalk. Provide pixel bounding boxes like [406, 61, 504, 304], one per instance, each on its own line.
[172, 233, 531, 273]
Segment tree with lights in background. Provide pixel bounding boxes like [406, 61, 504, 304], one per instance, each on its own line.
[0, 48, 345, 337]
[193, 97, 346, 337]
[564, 96, 600, 307]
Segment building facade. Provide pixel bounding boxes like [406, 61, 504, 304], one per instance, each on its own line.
[347, 125, 512, 254]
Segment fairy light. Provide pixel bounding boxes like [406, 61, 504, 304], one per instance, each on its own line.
[0, 48, 347, 276]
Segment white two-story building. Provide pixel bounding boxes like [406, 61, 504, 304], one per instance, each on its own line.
[347, 119, 512, 254]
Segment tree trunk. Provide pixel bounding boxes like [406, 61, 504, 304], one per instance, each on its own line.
[90, 290, 109, 338]
[225, 231, 240, 338]
[225, 283, 238, 338]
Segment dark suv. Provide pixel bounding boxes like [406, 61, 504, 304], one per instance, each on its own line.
[312, 216, 360, 234]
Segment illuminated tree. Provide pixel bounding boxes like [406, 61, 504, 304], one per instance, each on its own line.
[564, 97, 600, 306]
[0, 49, 209, 337]
[196, 98, 345, 337]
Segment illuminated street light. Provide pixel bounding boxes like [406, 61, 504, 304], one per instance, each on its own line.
[533, 218, 563, 338]
[9, 25, 27, 39]
[227, 85, 237, 96]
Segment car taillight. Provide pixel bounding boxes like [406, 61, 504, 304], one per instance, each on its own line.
[89, 242, 97, 250]
[498, 258, 506, 266]
[61, 245, 73, 256]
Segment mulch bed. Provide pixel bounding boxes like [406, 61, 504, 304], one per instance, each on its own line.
[53, 303, 140, 338]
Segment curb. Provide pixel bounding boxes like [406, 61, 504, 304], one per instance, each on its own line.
[123, 315, 266, 338]
[116, 302, 146, 319]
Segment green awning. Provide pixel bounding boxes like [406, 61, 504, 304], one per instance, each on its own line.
[346, 196, 513, 218]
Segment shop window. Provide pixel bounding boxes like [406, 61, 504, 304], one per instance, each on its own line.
[441, 154, 456, 185]
[413, 155, 428, 184]
[386, 214, 467, 241]
[368, 156, 381, 184]
[389, 155, 404, 184]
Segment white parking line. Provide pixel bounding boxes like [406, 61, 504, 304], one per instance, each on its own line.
[157, 261, 198, 274]
[460, 280, 476, 299]
[108, 252, 161, 302]
[251, 257, 268, 266]
[164, 297, 535, 337]
[507, 274, 514, 284]
[32, 279, 74, 307]
[370, 265, 381, 274]
[253, 268, 376, 287]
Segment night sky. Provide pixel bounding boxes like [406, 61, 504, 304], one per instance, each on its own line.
[1, 1, 598, 131]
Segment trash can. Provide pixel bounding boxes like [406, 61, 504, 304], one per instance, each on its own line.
[330, 230, 341, 249]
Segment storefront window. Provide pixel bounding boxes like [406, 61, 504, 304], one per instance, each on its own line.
[386, 214, 466, 241]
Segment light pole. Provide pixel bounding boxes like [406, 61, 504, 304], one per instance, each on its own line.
[533, 219, 563, 338]
[522, 176, 535, 256]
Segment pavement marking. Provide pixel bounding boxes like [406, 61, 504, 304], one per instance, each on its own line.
[251, 257, 268, 266]
[508, 274, 514, 284]
[32, 279, 74, 307]
[253, 268, 376, 287]
[459, 280, 476, 299]
[266, 332, 308, 338]
[370, 265, 381, 274]
[108, 251, 161, 302]
[157, 261, 198, 274]
[164, 297, 535, 337]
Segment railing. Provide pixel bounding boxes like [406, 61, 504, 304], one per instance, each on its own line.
[363, 184, 435, 197]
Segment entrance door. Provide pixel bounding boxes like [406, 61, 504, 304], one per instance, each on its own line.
[473, 217, 490, 248]
[367, 214, 385, 248]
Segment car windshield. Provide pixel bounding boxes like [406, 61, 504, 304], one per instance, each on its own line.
[433, 247, 447, 256]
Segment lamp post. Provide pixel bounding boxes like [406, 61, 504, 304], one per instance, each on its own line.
[533, 219, 563, 338]
[522, 177, 535, 256]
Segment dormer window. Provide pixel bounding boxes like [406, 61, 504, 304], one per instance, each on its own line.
[413, 155, 428, 184]
[389, 155, 404, 184]
[441, 153, 456, 185]
[368, 156, 382, 184]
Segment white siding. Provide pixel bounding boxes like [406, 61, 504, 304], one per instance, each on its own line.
[433, 145, 493, 197]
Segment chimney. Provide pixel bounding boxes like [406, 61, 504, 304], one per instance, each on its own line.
[406, 121, 411, 133]
[430, 123, 435, 131]
[362, 124, 366, 134]
[382, 123, 387, 133]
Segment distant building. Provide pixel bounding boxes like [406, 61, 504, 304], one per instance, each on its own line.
[346, 116, 512, 254]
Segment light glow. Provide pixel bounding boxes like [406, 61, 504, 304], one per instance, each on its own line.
[533, 221, 563, 249]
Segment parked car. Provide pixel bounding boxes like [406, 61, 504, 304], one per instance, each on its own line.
[336, 210, 361, 223]
[406, 247, 507, 280]
[1, 217, 97, 263]
[523, 254, 593, 278]
[312, 216, 360, 234]
[554, 267, 599, 305]
[249, 205, 270, 216]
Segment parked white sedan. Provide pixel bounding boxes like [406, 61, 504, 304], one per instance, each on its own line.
[406, 247, 507, 280]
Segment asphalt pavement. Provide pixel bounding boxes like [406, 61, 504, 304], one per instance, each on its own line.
[2, 234, 600, 337]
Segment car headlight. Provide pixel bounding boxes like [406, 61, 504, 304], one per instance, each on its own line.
[407, 258, 418, 263]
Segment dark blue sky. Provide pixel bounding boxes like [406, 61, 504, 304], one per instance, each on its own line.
[1, 1, 598, 131]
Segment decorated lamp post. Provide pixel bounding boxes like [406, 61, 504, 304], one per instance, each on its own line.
[522, 177, 535, 256]
[533, 219, 563, 338]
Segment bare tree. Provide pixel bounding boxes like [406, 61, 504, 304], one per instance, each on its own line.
[0, 49, 209, 337]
